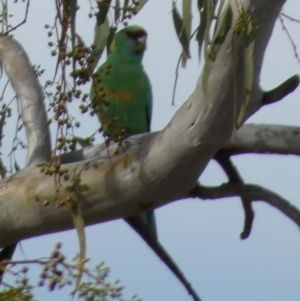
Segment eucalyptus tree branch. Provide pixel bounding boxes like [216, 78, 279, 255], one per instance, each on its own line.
[262, 74, 299, 105]
[0, 0, 287, 249]
[213, 152, 254, 239]
[190, 183, 300, 229]
[0, 35, 51, 165]
[58, 133, 157, 163]
[59, 122, 300, 163]
[224, 124, 300, 156]
[0, 35, 52, 279]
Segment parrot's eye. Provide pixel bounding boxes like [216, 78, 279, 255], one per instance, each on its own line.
[126, 30, 147, 41]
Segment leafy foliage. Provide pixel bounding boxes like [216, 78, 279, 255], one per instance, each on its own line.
[172, 1, 191, 65]
[0, 243, 140, 301]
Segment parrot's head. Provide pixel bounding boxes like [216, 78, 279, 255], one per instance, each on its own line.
[110, 25, 148, 58]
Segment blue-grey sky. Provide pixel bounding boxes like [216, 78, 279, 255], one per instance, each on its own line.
[2, 0, 300, 300]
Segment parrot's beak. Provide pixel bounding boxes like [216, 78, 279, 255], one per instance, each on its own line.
[136, 36, 147, 52]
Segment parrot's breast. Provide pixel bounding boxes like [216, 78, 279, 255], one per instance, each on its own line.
[104, 89, 135, 103]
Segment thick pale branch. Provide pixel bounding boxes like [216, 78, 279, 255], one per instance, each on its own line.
[0, 35, 52, 272]
[191, 184, 300, 229]
[58, 133, 157, 163]
[60, 123, 300, 164]
[224, 124, 300, 156]
[0, 36, 51, 165]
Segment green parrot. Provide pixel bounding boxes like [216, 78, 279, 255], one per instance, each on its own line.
[90, 25, 156, 237]
[0, 26, 199, 299]
[91, 25, 152, 142]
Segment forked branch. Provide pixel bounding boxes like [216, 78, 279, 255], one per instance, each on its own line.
[191, 183, 300, 229]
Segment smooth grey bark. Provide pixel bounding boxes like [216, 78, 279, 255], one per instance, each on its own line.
[0, 0, 291, 248]
[226, 124, 300, 156]
[59, 124, 300, 163]
[0, 36, 51, 165]
[192, 183, 300, 228]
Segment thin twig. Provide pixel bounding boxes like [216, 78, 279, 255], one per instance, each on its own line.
[6, 0, 30, 34]
[191, 183, 300, 229]
[171, 27, 199, 106]
[279, 15, 300, 65]
[172, 53, 182, 106]
[280, 12, 300, 23]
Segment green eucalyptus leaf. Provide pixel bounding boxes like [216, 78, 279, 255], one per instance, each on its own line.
[53, 0, 77, 81]
[97, 0, 112, 26]
[196, 5, 207, 60]
[70, 0, 77, 78]
[122, 0, 130, 21]
[114, 0, 120, 23]
[172, 1, 191, 59]
[182, 0, 192, 67]
[106, 25, 116, 56]
[209, 2, 232, 61]
[89, 18, 110, 71]
[198, 0, 204, 10]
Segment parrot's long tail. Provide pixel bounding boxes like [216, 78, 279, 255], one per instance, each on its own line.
[124, 215, 202, 301]
[0, 243, 17, 282]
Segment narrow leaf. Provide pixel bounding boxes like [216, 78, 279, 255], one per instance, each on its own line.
[106, 25, 116, 56]
[89, 18, 110, 71]
[197, 0, 204, 10]
[14, 161, 20, 172]
[0, 158, 6, 179]
[182, 0, 192, 67]
[97, 0, 112, 26]
[201, 0, 231, 99]
[172, 1, 191, 59]
[70, 0, 77, 75]
[114, 0, 120, 23]
[53, 0, 77, 82]
[213, 0, 225, 35]
[196, 4, 207, 60]
[209, 2, 232, 61]
[203, 0, 212, 55]
[122, 0, 129, 21]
